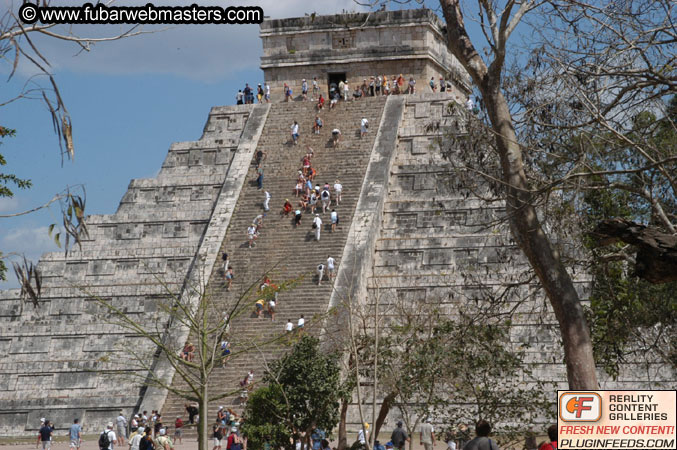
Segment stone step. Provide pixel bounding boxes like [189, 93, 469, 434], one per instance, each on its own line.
[160, 97, 387, 436]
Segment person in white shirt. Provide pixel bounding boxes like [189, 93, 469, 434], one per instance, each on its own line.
[466, 97, 474, 111]
[312, 77, 319, 100]
[297, 315, 305, 328]
[343, 81, 350, 101]
[104, 423, 117, 450]
[312, 214, 322, 241]
[291, 121, 300, 145]
[317, 263, 325, 286]
[333, 179, 342, 205]
[247, 225, 257, 248]
[285, 320, 293, 332]
[330, 209, 339, 232]
[263, 191, 271, 211]
[327, 256, 336, 280]
[358, 423, 369, 445]
[360, 118, 369, 138]
[129, 427, 144, 450]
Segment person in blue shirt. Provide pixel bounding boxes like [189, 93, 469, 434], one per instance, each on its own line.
[69, 418, 82, 450]
[310, 424, 326, 450]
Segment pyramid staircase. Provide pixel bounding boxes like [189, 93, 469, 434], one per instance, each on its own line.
[160, 96, 387, 435]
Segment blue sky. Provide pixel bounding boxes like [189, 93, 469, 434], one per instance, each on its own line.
[1, 0, 487, 288]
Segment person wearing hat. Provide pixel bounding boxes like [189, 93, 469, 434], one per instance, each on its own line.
[130, 415, 139, 433]
[100, 422, 117, 450]
[154, 428, 173, 450]
[420, 418, 435, 450]
[257, 84, 264, 103]
[391, 421, 408, 450]
[129, 427, 144, 450]
[227, 427, 243, 450]
[37, 420, 53, 450]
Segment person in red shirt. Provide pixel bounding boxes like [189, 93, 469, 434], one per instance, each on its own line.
[317, 94, 325, 110]
[174, 417, 183, 444]
[538, 425, 557, 450]
[281, 199, 293, 216]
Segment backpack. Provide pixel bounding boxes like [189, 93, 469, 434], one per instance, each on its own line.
[99, 431, 111, 450]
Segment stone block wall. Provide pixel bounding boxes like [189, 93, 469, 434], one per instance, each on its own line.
[0, 104, 255, 436]
[342, 93, 676, 431]
[260, 10, 470, 102]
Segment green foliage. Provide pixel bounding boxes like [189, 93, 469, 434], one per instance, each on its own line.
[434, 316, 553, 441]
[1, 127, 32, 281]
[0, 127, 32, 199]
[0, 252, 6, 282]
[356, 297, 551, 443]
[242, 335, 344, 450]
[581, 99, 677, 376]
[240, 385, 292, 450]
[586, 263, 677, 378]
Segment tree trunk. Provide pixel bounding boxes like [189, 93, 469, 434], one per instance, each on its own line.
[338, 397, 349, 450]
[439, 0, 599, 390]
[484, 89, 599, 389]
[373, 392, 396, 440]
[198, 390, 209, 450]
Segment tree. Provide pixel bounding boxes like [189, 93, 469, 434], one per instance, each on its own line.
[434, 315, 553, 448]
[0, 126, 31, 280]
[344, 287, 551, 449]
[438, 0, 600, 390]
[85, 267, 293, 450]
[1, 1, 156, 281]
[242, 335, 345, 450]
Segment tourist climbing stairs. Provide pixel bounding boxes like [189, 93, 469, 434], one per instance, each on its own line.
[161, 96, 387, 436]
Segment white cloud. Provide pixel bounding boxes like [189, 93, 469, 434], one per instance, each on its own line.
[0, 197, 20, 214]
[1, 225, 61, 255]
[2, 0, 365, 81]
[0, 225, 62, 289]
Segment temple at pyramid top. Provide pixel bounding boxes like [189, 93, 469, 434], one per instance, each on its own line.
[259, 9, 472, 100]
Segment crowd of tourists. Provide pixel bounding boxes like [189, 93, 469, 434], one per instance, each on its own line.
[35, 411, 558, 450]
[36, 411, 184, 450]
[237, 74, 453, 105]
